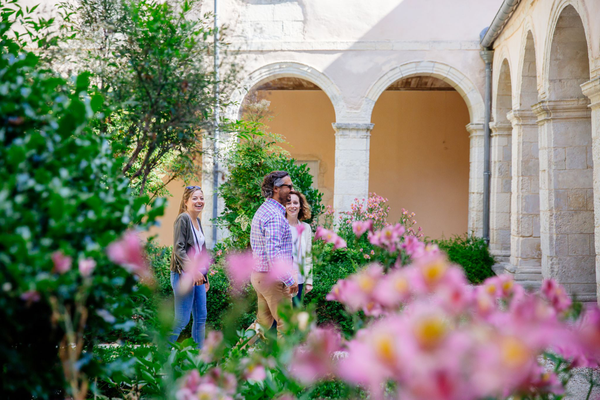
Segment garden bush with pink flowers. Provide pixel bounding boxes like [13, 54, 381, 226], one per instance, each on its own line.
[164, 223, 600, 400]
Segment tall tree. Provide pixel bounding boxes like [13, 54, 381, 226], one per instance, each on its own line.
[58, 0, 237, 197]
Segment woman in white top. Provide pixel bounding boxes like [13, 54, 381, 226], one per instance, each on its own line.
[286, 190, 313, 306]
[169, 185, 210, 348]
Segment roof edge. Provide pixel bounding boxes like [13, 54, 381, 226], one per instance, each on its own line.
[480, 0, 521, 48]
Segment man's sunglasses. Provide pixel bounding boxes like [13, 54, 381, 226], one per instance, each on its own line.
[186, 185, 202, 190]
[278, 184, 293, 190]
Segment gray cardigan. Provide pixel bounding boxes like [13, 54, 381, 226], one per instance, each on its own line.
[170, 213, 208, 274]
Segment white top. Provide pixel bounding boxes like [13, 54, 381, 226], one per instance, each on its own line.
[187, 213, 205, 256]
[289, 221, 313, 285]
[192, 224, 205, 255]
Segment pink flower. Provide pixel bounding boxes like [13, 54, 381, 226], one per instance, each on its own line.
[225, 252, 255, 292]
[408, 254, 454, 294]
[402, 235, 425, 258]
[327, 264, 384, 315]
[540, 279, 571, 313]
[337, 316, 406, 395]
[333, 235, 347, 249]
[245, 364, 266, 382]
[295, 223, 306, 236]
[352, 219, 373, 237]
[78, 258, 96, 278]
[372, 268, 412, 308]
[52, 251, 72, 274]
[178, 250, 211, 295]
[315, 227, 346, 249]
[20, 290, 40, 304]
[291, 327, 342, 383]
[200, 330, 224, 362]
[106, 231, 152, 282]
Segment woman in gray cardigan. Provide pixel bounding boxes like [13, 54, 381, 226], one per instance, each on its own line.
[169, 185, 209, 348]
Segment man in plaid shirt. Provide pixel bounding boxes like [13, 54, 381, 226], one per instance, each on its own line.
[250, 170, 298, 338]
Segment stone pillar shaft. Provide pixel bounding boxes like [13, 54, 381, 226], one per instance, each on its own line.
[533, 99, 595, 301]
[466, 123, 484, 237]
[489, 122, 513, 262]
[582, 77, 600, 303]
[332, 123, 373, 214]
[201, 134, 230, 248]
[508, 109, 542, 285]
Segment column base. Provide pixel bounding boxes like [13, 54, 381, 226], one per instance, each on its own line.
[492, 262, 543, 290]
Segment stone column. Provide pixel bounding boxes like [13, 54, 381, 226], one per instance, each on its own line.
[533, 99, 595, 302]
[332, 123, 374, 214]
[466, 123, 484, 237]
[582, 77, 600, 303]
[201, 133, 232, 248]
[508, 109, 542, 287]
[201, 135, 219, 248]
[489, 122, 513, 263]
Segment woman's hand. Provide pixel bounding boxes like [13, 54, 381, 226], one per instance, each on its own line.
[194, 274, 205, 286]
[305, 284, 313, 294]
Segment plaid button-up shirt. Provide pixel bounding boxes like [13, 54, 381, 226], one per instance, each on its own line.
[250, 198, 295, 286]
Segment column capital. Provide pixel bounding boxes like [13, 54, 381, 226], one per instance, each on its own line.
[581, 78, 600, 109]
[489, 121, 512, 137]
[465, 122, 484, 137]
[507, 109, 537, 126]
[332, 122, 374, 137]
[332, 122, 374, 131]
[532, 99, 591, 122]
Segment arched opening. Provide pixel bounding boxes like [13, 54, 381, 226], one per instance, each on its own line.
[242, 77, 336, 207]
[510, 31, 542, 283]
[539, 5, 594, 300]
[369, 76, 470, 239]
[490, 59, 513, 262]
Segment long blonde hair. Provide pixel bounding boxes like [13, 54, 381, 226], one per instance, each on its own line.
[178, 186, 203, 215]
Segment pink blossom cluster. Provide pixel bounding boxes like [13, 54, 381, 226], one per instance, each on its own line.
[106, 231, 153, 283]
[224, 251, 296, 293]
[178, 331, 267, 399]
[367, 223, 406, 253]
[320, 255, 600, 399]
[315, 226, 347, 249]
[344, 193, 390, 227]
[176, 368, 236, 400]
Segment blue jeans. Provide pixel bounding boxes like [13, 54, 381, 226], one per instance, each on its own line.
[170, 271, 207, 349]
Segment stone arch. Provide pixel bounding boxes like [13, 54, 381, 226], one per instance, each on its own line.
[541, 0, 593, 98]
[362, 61, 485, 123]
[515, 25, 540, 108]
[493, 58, 514, 124]
[227, 61, 345, 121]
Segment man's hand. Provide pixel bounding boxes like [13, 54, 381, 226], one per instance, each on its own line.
[205, 281, 210, 292]
[288, 282, 299, 298]
[304, 284, 313, 294]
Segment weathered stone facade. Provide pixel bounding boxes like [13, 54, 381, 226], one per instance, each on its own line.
[490, 0, 600, 301]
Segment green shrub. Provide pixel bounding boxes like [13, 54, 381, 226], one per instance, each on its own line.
[305, 241, 359, 335]
[217, 126, 324, 251]
[435, 235, 495, 284]
[0, 6, 164, 397]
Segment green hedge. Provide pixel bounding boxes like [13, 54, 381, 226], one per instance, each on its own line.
[434, 235, 495, 284]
